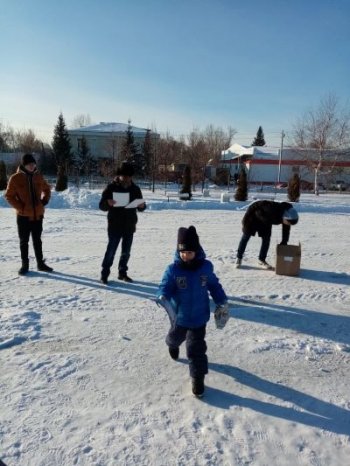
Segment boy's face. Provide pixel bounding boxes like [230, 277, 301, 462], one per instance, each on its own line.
[24, 162, 36, 173]
[180, 250, 196, 262]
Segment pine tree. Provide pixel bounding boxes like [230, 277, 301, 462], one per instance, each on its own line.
[75, 136, 96, 176]
[0, 161, 7, 190]
[120, 120, 137, 162]
[234, 168, 248, 201]
[52, 113, 72, 191]
[143, 129, 153, 177]
[287, 173, 301, 202]
[252, 126, 266, 146]
[180, 165, 192, 199]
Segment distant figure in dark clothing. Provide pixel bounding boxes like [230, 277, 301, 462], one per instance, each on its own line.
[99, 161, 146, 284]
[235, 200, 299, 269]
[5, 153, 53, 275]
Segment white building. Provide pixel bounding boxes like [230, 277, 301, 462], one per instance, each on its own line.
[221, 143, 350, 188]
[68, 122, 158, 162]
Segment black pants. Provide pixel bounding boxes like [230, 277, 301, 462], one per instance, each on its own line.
[166, 324, 208, 378]
[17, 216, 43, 264]
[237, 232, 271, 261]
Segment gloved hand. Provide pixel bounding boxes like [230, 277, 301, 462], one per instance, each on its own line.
[214, 303, 229, 329]
[279, 241, 287, 245]
[41, 199, 49, 206]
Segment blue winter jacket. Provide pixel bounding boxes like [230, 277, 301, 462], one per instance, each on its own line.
[157, 248, 227, 328]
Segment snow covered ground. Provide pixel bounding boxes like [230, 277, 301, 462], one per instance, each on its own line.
[0, 187, 349, 466]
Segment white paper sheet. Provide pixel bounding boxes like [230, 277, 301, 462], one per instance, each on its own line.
[125, 199, 145, 209]
[112, 192, 129, 207]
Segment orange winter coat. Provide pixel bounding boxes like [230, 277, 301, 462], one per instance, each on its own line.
[5, 167, 51, 220]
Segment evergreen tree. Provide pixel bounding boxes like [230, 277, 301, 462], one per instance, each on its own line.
[234, 168, 248, 201]
[180, 165, 192, 199]
[287, 173, 301, 202]
[75, 136, 96, 177]
[252, 126, 266, 146]
[52, 113, 72, 191]
[143, 129, 153, 177]
[0, 161, 7, 190]
[120, 120, 137, 162]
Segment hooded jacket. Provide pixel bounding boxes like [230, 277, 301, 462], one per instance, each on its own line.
[5, 166, 51, 220]
[242, 200, 293, 243]
[99, 177, 146, 234]
[157, 247, 227, 328]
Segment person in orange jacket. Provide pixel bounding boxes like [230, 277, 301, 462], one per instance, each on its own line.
[5, 153, 53, 275]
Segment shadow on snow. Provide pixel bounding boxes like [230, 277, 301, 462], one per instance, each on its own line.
[202, 363, 350, 436]
[228, 296, 350, 346]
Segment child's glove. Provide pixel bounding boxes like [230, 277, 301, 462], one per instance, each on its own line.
[214, 303, 229, 329]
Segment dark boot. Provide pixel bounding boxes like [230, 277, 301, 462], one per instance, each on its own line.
[18, 261, 29, 276]
[191, 377, 205, 398]
[118, 273, 133, 283]
[37, 261, 53, 272]
[169, 347, 179, 360]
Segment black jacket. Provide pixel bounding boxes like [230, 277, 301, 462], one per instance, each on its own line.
[99, 178, 146, 234]
[242, 200, 293, 243]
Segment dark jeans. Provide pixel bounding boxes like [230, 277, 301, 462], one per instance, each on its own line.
[166, 324, 208, 378]
[101, 230, 134, 279]
[17, 216, 43, 264]
[237, 232, 271, 262]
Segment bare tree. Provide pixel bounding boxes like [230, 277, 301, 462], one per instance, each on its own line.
[292, 93, 350, 194]
[203, 124, 236, 165]
[15, 129, 42, 153]
[0, 123, 16, 151]
[70, 114, 92, 129]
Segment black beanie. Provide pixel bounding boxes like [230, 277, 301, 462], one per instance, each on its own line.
[116, 161, 134, 176]
[177, 226, 200, 252]
[22, 153, 36, 166]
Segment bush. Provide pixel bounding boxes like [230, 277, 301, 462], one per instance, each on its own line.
[287, 174, 300, 202]
[180, 165, 192, 200]
[55, 165, 68, 191]
[0, 161, 7, 190]
[234, 169, 248, 201]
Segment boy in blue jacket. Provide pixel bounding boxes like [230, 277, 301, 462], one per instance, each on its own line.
[157, 226, 228, 397]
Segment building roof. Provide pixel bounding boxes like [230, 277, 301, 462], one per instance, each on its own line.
[69, 122, 149, 135]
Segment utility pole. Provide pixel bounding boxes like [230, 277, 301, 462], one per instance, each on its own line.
[274, 130, 285, 197]
[277, 130, 285, 185]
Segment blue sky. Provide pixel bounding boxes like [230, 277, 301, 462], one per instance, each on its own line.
[1, 0, 349, 146]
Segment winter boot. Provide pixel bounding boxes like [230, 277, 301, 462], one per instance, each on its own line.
[118, 274, 133, 283]
[37, 261, 53, 273]
[169, 347, 179, 360]
[18, 261, 29, 276]
[191, 377, 205, 398]
[235, 258, 242, 268]
[258, 260, 274, 270]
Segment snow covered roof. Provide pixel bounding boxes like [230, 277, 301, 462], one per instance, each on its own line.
[69, 122, 149, 134]
[222, 143, 281, 160]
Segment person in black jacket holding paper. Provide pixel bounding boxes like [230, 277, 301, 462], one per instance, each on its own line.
[99, 161, 146, 284]
[235, 200, 298, 270]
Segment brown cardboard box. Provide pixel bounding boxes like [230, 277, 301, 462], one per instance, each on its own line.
[275, 243, 301, 276]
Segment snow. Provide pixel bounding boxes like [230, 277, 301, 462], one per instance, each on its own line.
[0, 187, 350, 466]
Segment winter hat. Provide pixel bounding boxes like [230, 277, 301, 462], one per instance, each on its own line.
[22, 153, 36, 166]
[116, 161, 134, 177]
[177, 226, 200, 252]
[283, 207, 299, 225]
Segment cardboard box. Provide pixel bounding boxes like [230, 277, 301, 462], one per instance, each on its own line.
[275, 243, 301, 276]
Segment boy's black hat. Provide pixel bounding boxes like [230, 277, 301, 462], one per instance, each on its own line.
[177, 225, 200, 252]
[116, 161, 134, 177]
[22, 153, 36, 166]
